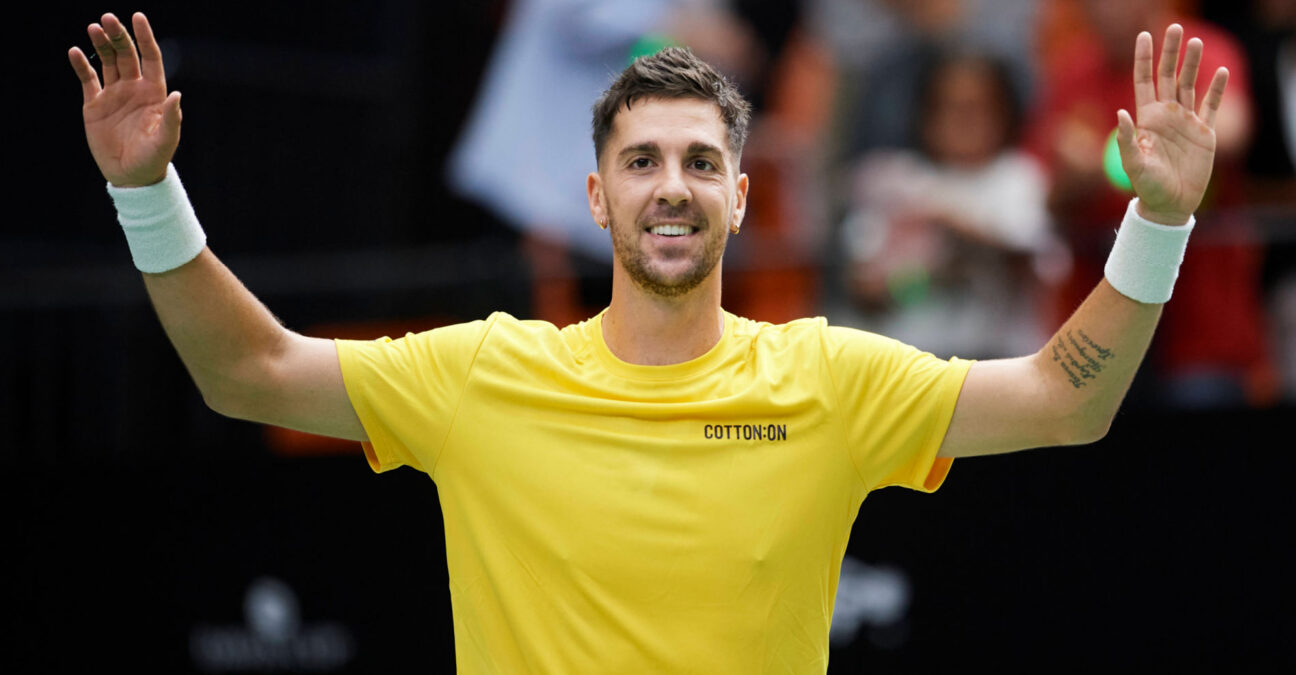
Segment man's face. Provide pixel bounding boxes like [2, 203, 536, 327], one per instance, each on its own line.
[588, 97, 748, 298]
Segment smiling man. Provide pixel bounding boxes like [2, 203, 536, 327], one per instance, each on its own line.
[589, 63, 751, 367]
[72, 12, 1227, 673]
[595, 95, 745, 297]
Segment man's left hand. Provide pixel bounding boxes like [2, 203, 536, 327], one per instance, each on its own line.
[1117, 24, 1229, 226]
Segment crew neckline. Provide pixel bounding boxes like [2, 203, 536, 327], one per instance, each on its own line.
[588, 309, 734, 381]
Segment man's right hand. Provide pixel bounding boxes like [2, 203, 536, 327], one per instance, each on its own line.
[69, 12, 180, 187]
[68, 13, 368, 444]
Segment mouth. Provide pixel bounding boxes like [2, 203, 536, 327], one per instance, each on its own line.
[645, 223, 699, 237]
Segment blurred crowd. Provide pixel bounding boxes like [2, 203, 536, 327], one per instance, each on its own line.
[446, 0, 1296, 407]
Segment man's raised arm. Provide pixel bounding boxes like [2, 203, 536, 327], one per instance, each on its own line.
[69, 12, 366, 441]
[938, 24, 1228, 458]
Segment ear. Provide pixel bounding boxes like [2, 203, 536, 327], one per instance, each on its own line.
[729, 172, 749, 234]
[587, 171, 608, 230]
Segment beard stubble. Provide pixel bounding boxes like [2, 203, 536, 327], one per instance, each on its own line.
[609, 205, 726, 298]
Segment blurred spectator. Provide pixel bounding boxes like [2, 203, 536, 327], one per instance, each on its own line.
[810, 0, 1040, 163]
[838, 51, 1064, 359]
[710, 1, 840, 323]
[1202, 0, 1296, 401]
[1030, 0, 1276, 407]
[1200, 0, 1296, 206]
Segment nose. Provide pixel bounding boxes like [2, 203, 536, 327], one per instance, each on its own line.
[653, 163, 691, 207]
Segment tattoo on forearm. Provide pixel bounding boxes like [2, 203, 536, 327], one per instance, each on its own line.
[1050, 329, 1115, 389]
[1076, 330, 1113, 360]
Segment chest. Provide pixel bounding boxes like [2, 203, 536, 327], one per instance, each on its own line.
[433, 372, 862, 602]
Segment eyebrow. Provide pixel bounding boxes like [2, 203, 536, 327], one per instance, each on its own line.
[617, 142, 660, 160]
[615, 141, 727, 164]
[686, 142, 725, 158]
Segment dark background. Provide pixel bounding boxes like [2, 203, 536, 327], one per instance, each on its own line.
[9, 2, 1294, 671]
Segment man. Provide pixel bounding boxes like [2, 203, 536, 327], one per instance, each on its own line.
[70, 12, 1227, 672]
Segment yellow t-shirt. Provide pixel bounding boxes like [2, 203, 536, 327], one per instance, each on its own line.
[336, 311, 972, 673]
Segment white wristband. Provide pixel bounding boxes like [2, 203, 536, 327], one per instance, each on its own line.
[1103, 198, 1194, 304]
[107, 163, 207, 274]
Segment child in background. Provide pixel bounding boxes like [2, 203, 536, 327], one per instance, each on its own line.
[841, 51, 1066, 359]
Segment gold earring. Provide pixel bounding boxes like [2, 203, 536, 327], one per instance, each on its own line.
[599, 217, 608, 230]
[730, 222, 740, 235]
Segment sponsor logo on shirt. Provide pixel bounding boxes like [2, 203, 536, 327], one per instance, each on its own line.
[702, 423, 788, 441]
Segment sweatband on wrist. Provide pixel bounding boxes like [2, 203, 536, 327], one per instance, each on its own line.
[1103, 198, 1194, 304]
[107, 163, 206, 274]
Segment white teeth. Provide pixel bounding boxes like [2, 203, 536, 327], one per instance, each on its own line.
[650, 224, 692, 236]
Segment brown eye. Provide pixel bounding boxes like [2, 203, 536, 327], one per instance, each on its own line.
[692, 159, 716, 171]
[631, 157, 652, 169]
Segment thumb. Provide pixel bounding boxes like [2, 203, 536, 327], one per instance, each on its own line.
[161, 90, 182, 144]
[1115, 109, 1139, 172]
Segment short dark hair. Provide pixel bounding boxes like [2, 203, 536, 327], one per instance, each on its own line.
[913, 49, 1024, 154]
[591, 46, 752, 165]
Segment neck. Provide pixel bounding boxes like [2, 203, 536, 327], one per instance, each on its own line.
[602, 265, 725, 366]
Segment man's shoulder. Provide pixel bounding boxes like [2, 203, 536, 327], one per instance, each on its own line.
[382, 312, 567, 360]
[725, 315, 966, 393]
[726, 313, 912, 351]
[469, 311, 579, 353]
[481, 311, 565, 334]
[728, 313, 826, 337]
[723, 313, 829, 353]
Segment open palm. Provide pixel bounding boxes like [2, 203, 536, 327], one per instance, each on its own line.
[69, 12, 181, 187]
[1116, 24, 1229, 225]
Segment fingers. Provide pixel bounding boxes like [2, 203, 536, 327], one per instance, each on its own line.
[133, 12, 166, 87]
[68, 47, 102, 103]
[1132, 31, 1155, 111]
[1200, 67, 1229, 129]
[87, 23, 118, 86]
[1177, 37, 1202, 111]
[101, 13, 142, 82]
[1156, 24, 1183, 104]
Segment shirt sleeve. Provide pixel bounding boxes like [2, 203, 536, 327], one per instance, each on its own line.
[334, 316, 496, 475]
[822, 325, 973, 493]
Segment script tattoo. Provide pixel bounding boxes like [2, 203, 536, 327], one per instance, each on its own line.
[1049, 329, 1115, 389]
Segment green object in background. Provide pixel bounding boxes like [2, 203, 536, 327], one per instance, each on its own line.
[627, 34, 676, 65]
[1103, 127, 1133, 192]
[887, 266, 931, 308]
